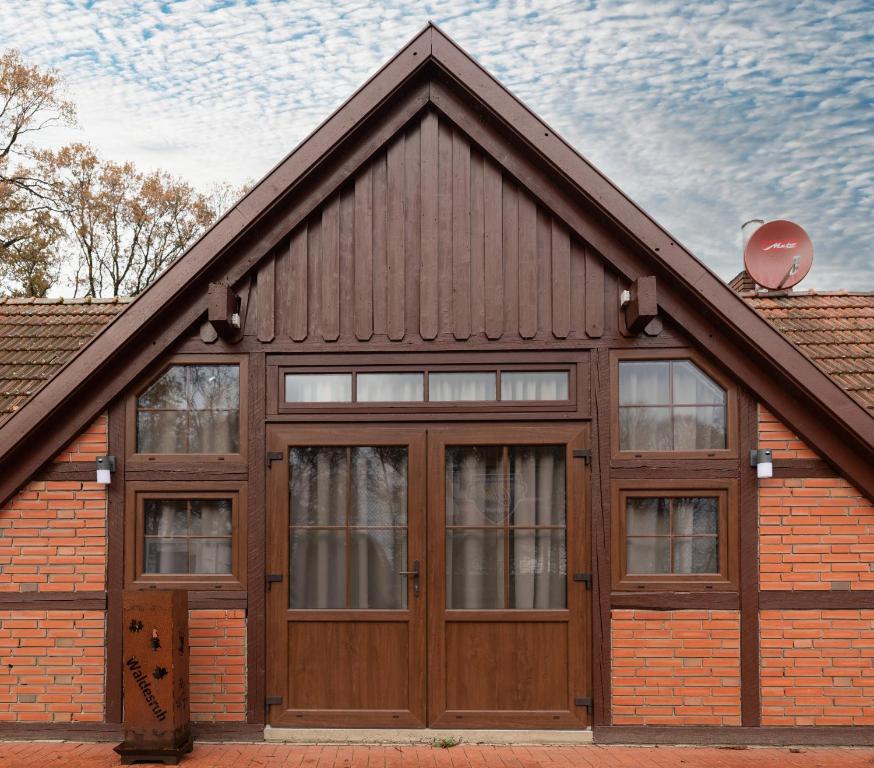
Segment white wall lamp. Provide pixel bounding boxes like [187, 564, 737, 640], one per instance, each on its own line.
[749, 448, 773, 479]
[95, 455, 116, 485]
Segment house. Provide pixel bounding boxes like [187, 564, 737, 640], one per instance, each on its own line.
[0, 24, 872, 745]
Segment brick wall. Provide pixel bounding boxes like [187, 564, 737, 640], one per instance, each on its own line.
[761, 610, 874, 726]
[611, 609, 741, 725]
[51, 413, 107, 463]
[189, 609, 247, 722]
[0, 610, 104, 722]
[758, 406, 818, 459]
[760, 477, 874, 590]
[0, 481, 106, 592]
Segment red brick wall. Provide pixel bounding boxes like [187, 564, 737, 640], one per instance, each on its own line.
[758, 406, 818, 459]
[0, 610, 104, 722]
[760, 477, 874, 590]
[611, 609, 741, 725]
[51, 413, 107, 463]
[0, 481, 106, 592]
[189, 609, 247, 722]
[761, 610, 874, 726]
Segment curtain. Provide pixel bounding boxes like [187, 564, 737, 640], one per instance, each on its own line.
[446, 445, 566, 610]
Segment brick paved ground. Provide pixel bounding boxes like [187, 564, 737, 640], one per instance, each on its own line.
[1, 742, 874, 768]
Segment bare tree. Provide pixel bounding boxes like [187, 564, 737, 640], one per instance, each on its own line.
[0, 49, 74, 295]
[42, 143, 220, 297]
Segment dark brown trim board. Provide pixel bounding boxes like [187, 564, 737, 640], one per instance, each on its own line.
[0, 721, 264, 743]
[105, 398, 125, 723]
[0, 591, 107, 610]
[594, 726, 874, 747]
[759, 590, 874, 610]
[610, 592, 739, 610]
[737, 391, 760, 727]
[34, 462, 96, 482]
[772, 458, 838, 478]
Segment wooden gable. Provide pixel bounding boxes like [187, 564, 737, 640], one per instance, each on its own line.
[237, 109, 611, 347]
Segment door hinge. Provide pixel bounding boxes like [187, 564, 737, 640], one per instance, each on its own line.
[266, 451, 284, 469]
[572, 449, 592, 465]
[265, 696, 282, 709]
[573, 573, 592, 589]
[266, 574, 283, 590]
[574, 697, 593, 714]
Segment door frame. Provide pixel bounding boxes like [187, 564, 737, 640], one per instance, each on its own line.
[265, 425, 427, 727]
[426, 423, 592, 729]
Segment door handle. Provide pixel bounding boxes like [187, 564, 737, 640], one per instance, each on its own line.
[398, 560, 420, 597]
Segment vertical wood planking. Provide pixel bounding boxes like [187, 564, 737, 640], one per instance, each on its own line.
[404, 120, 421, 339]
[419, 111, 439, 340]
[551, 220, 571, 339]
[288, 226, 307, 341]
[570, 238, 586, 337]
[371, 152, 388, 337]
[483, 157, 503, 339]
[469, 150, 485, 336]
[517, 192, 537, 339]
[339, 185, 355, 342]
[502, 178, 519, 337]
[585, 245, 604, 338]
[354, 164, 373, 341]
[256, 253, 275, 343]
[386, 134, 405, 340]
[437, 119, 453, 337]
[320, 195, 340, 341]
[307, 217, 321, 341]
[536, 206, 552, 338]
[451, 129, 471, 340]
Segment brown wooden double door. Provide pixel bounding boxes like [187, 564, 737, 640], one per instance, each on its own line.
[266, 424, 590, 729]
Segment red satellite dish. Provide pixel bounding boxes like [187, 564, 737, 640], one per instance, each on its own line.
[744, 219, 813, 290]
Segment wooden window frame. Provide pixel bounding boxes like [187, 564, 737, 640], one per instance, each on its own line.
[125, 481, 247, 591]
[126, 354, 248, 465]
[611, 478, 738, 592]
[610, 348, 738, 460]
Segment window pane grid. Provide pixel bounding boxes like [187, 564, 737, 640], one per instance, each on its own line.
[136, 364, 240, 454]
[289, 446, 408, 609]
[142, 498, 233, 575]
[618, 360, 727, 452]
[626, 495, 720, 575]
[445, 444, 567, 610]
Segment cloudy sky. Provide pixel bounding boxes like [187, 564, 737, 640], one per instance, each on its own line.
[3, 0, 872, 289]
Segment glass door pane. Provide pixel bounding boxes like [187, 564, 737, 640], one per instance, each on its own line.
[289, 445, 408, 609]
[445, 444, 567, 610]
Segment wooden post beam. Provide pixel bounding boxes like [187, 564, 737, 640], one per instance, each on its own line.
[625, 275, 657, 334]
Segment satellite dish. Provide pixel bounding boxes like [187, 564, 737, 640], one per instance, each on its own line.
[743, 219, 813, 290]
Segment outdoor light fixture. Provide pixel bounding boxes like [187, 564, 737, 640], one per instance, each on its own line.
[749, 448, 773, 479]
[95, 455, 116, 485]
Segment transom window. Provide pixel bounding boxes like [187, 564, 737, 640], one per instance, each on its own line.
[283, 369, 569, 405]
[618, 359, 727, 452]
[136, 362, 241, 455]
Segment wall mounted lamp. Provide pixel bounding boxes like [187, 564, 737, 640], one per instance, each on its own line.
[749, 448, 773, 479]
[95, 455, 116, 485]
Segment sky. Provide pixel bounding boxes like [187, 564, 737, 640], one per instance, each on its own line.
[3, 0, 872, 290]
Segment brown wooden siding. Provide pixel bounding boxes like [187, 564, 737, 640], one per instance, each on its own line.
[252, 109, 606, 346]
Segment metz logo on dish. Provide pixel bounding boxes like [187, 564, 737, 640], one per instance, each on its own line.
[763, 241, 799, 251]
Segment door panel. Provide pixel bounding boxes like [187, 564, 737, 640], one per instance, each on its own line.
[428, 424, 590, 729]
[267, 427, 426, 728]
